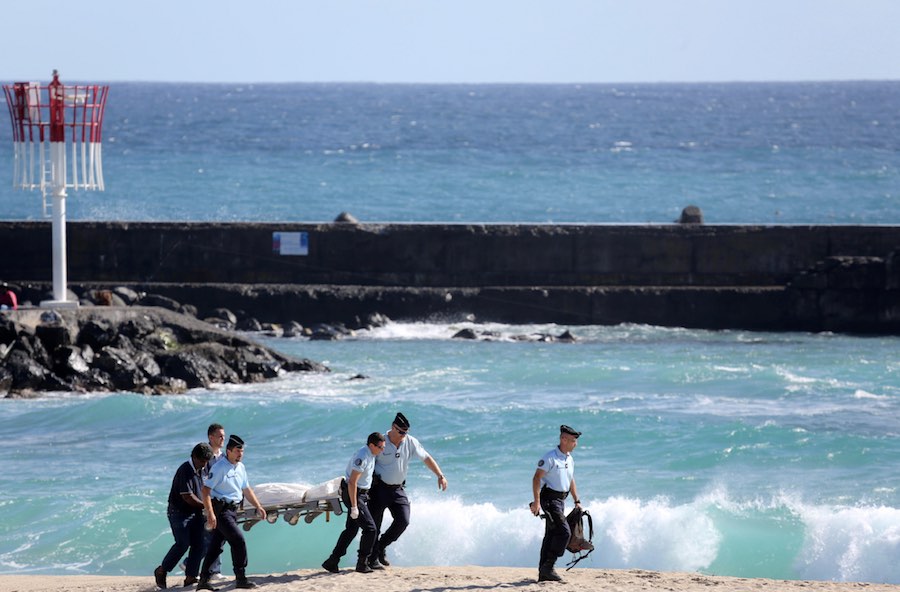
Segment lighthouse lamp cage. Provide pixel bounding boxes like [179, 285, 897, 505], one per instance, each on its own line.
[3, 71, 109, 214]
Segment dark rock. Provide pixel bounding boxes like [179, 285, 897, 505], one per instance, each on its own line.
[557, 330, 577, 342]
[262, 323, 284, 338]
[138, 293, 181, 311]
[237, 317, 263, 331]
[678, 205, 704, 224]
[349, 373, 369, 380]
[334, 211, 359, 224]
[6, 349, 49, 390]
[147, 374, 188, 395]
[210, 308, 238, 326]
[283, 321, 304, 337]
[119, 315, 157, 340]
[179, 304, 199, 317]
[35, 324, 73, 353]
[12, 334, 52, 370]
[78, 319, 116, 350]
[93, 346, 146, 390]
[0, 366, 12, 395]
[203, 317, 234, 331]
[54, 345, 91, 376]
[0, 317, 22, 345]
[113, 286, 142, 305]
[452, 328, 478, 340]
[85, 289, 127, 307]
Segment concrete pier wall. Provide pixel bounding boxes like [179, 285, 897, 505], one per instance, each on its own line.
[2, 222, 899, 332]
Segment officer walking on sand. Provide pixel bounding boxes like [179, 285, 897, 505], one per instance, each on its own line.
[366, 412, 448, 569]
[197, 435, 267, 591]
[322, 432, 387, 574]
[530, 425, 582, 582]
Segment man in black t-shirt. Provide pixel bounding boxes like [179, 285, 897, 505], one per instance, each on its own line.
[154, 442, 214, 589]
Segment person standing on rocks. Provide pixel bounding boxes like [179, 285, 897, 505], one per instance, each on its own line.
[154, 442, 214, 589]
[366, 412, 448, 569]
[197, 435, 266, 590]
[322, 431, 386, 574]
[530, 424, 583, 582]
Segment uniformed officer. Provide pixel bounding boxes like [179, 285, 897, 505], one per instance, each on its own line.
[366, 412, 448, 569]
[197, 435, 267, 591]
[322, 432, 386, 574]
[530, 425, 582, 582]
[154, 442, 214, 589]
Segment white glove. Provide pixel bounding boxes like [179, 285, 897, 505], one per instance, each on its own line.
[350, 506, 359, 519]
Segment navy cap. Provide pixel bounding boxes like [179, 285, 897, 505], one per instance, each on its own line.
[227, 434, 245, 449]
[560, 425, 582, 438]
[394, 412, 410, 430]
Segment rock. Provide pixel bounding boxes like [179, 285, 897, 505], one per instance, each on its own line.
[236, 317, 263, 332]
[113, 286, 142, 305]
[5, 349, 48, 390]
[678, 205, 704, 224]
[557, 330, 577, 342]
[86, 289, 127, 307]
[179, 304, 199, 317]
[452, 328, 478, 340]
[78, 319, 116, 350]
[210, 308, 238, 326]
[138, 293, 181, 311]
[283, 321, 304, 337]
[334, 211, 359, 224]
[93, 346, 146, 390]
[0, 317, 21, 345]
[0, 366, 12, 395]
[0, 307, 328, 395]
[35, 324, 73, 353]
[53, 345, 91, 377]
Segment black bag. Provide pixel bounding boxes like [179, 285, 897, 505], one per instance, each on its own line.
[564, 506, 594, 569]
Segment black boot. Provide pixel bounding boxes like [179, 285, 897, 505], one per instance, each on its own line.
[367, 556, 386, 570]
[234, 569, 257, 589]
[355, 558, 374, 573]
[375, 544, 391, 567]
[538, 560, 562, 582]
[196, 577, 218, 591]
[153, 565, 167, 589]
[322, 557, 340, 573]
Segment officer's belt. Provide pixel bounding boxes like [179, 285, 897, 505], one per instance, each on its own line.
[212, 497, 240, 511]
[374, 474, 405, 489]
[540, 486, 568, 500]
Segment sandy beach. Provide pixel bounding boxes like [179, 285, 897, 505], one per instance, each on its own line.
[2, 567, 898, 592]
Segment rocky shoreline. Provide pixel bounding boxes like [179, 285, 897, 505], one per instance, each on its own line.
[0, 304, 328, 398]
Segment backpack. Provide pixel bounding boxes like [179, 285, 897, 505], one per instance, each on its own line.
[564, 505, 594, 570]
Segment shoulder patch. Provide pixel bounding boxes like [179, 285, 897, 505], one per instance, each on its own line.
[538, 459, 545, 467]
[355, 458, 363, 466]
[208, 471, 214, 480]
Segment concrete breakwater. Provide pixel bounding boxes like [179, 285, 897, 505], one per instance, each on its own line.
[3, 221, 899, 334]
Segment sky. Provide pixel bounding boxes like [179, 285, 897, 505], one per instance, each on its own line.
[2, 0, 899, 84]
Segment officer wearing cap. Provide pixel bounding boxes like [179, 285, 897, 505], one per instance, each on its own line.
[322, 431, 386, 574]
[197, 435, 267, 591]
[366, 412, 448, 569]
[154, 442, 214, 589]
[530, 425, 583, 582]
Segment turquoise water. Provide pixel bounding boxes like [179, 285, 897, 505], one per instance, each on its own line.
[2, 322, 899, 583]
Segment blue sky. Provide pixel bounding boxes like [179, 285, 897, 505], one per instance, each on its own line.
[3, 0, 899, 84]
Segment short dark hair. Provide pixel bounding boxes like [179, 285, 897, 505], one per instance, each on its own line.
[367, 432, 385, 446]
[192, 442, 213, 461]
[208, 423, 224, 436]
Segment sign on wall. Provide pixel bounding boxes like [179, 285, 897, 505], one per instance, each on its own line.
[272, 232, 309, 256]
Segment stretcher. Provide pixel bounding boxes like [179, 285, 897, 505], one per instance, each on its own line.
[234, 476, 345, 531]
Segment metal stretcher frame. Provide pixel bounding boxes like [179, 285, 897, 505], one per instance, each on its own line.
[232, 477, 346, 532]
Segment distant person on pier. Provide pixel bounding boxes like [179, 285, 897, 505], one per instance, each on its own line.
[0, 283, 17, 310]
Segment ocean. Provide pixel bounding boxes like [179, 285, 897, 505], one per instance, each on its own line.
[1, 82, 899, 583]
